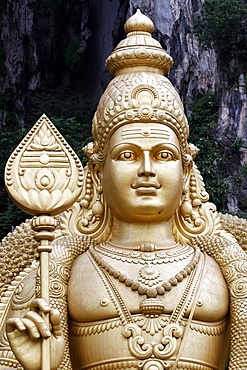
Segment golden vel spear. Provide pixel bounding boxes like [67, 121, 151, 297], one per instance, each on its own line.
[5, 114, 84, 370]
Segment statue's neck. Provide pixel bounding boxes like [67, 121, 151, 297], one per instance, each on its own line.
[109, 217, 176, 249]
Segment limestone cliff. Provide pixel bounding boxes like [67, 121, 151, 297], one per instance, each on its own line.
[0, 0, 246, 214]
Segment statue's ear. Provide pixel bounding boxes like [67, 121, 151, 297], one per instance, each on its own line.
[182, 161, 192, 195]
[181, 151, 193, 197]
[88, 161, 103, 186]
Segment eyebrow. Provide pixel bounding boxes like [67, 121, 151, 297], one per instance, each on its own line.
[121, 127, 170, 140]
[110, 141, 180, 154]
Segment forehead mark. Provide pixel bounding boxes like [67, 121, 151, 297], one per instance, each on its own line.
[121, 127, 170, 140]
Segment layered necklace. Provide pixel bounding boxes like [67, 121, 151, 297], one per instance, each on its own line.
[89, 243, 201, 299]
[95, 241, 194, 265]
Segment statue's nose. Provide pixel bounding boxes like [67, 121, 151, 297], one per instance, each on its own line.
[138, 151, 155, 177]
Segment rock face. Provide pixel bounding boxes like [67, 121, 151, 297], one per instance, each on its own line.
[0, 0, 246, 213]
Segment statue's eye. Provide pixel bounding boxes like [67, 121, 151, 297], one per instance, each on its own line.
[117, 151, 137, 161]
[155, 151, 174, 161]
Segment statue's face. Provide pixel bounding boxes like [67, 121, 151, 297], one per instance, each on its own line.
[101, 123, 184, 223]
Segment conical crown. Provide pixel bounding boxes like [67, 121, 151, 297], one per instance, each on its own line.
[87, 10, 189, 160]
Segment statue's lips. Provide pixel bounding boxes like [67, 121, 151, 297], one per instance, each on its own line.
[131, 181, 161, 194]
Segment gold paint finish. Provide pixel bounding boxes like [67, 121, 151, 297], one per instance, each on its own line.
[1, 9, 247, 370]
[5, 114, 83, 216]
[105, 9, 173, 76]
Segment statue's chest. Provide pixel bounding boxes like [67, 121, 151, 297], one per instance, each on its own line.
[67, 248, 229, 324]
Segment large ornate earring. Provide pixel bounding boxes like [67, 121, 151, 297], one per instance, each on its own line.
[92, 183, 104, 220]
[180, 183, 193, 220]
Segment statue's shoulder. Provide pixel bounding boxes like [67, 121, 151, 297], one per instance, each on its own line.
[50, 234, 92, 261]
[203, 251, 223, 271]
[201, 252, 229, 295]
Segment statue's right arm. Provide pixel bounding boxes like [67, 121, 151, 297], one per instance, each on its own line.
[6, 298, 65, 370]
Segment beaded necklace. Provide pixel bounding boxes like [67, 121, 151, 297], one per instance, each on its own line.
[89, 244, 201, 299]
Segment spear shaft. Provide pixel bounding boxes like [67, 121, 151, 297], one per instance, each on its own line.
[41, 249, 51, 370]
[32, 216, 57, 370]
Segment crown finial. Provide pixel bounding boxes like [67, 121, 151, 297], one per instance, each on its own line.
[124, 9, 154, 34]
[105, 9, 173, 76]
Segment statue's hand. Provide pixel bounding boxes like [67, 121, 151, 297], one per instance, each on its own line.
[6, 298, 65, 370]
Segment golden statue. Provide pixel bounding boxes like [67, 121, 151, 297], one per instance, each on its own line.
[1, 10, 247, 370]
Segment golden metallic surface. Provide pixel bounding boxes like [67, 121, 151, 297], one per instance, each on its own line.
[1, 9, 247, 370]
[105, 9, 173, 76]
[5, 114, 84, 216]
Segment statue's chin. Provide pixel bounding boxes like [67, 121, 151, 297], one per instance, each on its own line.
[111, 206, 175, 224]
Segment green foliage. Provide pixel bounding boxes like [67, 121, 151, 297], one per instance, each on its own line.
[233, 163, 247, 219]
[30, 89, 95, 122]
[4, 111, 18, 125]
[230, 138, 244, 152]
[244, 77, 247, 93]
[0, 88, 20, 126]
[0, 127, 29, 240]
[193, 0, 247, 63]
[188, 93, 228, 211]
[233, 163, 247, 188]
[65, 41, 81, 71]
